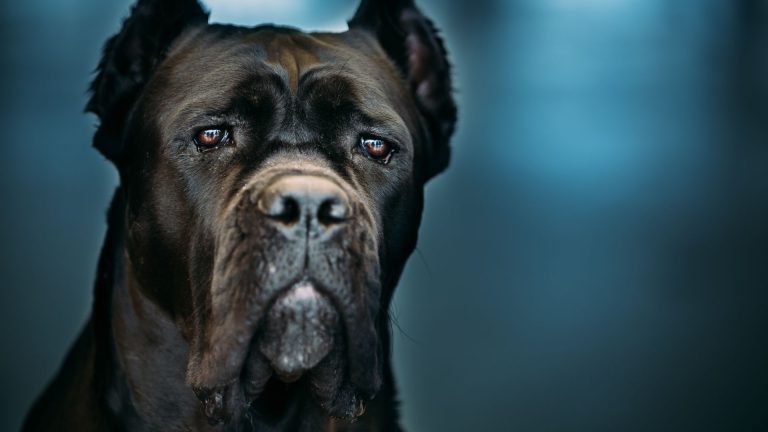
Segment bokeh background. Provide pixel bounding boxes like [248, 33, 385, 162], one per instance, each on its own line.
[1, 0, 767, 430]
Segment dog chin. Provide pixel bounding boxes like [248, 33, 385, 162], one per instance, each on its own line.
[247, 280, 369, 418]
[243, 334, 368, 421]
[191, 280, 375, 425]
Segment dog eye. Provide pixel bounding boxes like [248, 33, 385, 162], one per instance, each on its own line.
[194, 128, 230, 151]
[360, 137, 395, 164]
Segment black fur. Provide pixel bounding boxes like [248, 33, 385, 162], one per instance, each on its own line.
[24, 1, 456, 430]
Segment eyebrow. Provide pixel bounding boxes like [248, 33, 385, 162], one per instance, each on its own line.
[296, 66, 336, 91]
[297, 67, 412, 146]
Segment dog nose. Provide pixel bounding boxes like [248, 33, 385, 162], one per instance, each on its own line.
[257, 175, 350, 229]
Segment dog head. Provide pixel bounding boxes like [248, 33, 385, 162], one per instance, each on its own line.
[88, 0, 455, 424]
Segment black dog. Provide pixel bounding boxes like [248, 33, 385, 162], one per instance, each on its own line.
[23, 0, 455, 430]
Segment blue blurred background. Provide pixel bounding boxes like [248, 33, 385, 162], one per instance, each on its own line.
[1, 0, 767, 430]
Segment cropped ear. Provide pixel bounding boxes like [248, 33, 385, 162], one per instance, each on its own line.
[349, 0, 457, 180]
[86, 0, 209, 164]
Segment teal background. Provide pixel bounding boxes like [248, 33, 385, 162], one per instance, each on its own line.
[1, 1, 767, 431]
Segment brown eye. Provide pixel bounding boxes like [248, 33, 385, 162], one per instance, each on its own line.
[194, 128, 230, 151]
[360, 137, 395, 164]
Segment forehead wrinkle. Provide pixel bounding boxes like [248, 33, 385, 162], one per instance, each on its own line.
[263, 33, 320, 94]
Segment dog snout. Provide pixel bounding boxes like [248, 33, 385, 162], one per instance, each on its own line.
[257, 175, 350, 232]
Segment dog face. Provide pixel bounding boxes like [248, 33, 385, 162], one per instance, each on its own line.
[88, 0, 455, 424]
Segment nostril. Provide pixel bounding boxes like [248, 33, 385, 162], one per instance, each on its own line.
[263, 195, 301, 225]
[317, 198, 349, 226]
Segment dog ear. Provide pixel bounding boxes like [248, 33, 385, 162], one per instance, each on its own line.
[86, 0, 209, 164]
[349, 0, 457, 180]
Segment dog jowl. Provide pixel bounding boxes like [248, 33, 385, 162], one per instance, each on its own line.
[24, 0, 456, 430]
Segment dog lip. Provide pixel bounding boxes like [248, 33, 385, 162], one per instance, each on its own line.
[258, 279, 340, 381]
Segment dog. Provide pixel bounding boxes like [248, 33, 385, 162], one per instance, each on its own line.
[23, 0, 455, 430]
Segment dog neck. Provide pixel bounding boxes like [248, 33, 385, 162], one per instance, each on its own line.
[108, 254, 211, 429]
